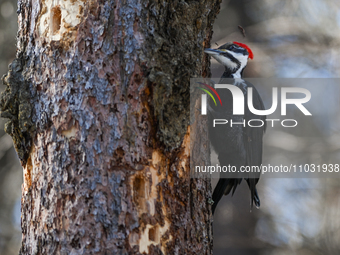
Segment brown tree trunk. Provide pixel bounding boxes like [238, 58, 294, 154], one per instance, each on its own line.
[0, 0, 221, 254]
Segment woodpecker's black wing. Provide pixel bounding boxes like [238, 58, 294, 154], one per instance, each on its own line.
[209, 79, 246, 214]
[210, 79, 265, 214]
[243, 80, 266, 208]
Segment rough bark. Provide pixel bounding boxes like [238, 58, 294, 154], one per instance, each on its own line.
[0, 0, 221, 254]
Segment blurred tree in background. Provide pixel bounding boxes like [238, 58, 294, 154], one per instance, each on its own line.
[211, 1, 340, 255]
[1, 0, 340, 254]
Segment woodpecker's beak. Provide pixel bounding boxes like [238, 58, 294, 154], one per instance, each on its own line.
[204, 48, 225, 55]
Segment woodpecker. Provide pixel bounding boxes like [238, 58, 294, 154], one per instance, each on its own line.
[204, 42, 266, 214]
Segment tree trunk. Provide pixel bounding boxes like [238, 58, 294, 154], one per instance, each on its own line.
[0, 0, 221, 254]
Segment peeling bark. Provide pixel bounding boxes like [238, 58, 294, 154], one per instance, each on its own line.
[0, 0, 221, 254]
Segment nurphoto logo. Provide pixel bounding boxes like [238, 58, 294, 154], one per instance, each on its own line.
[198, 81, 312, 128]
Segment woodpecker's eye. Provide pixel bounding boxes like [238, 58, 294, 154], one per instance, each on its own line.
[229, 45, 235, 50]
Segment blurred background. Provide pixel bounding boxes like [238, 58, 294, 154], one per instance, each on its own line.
[1, 0, 340, 254]
[210, 0, 340, 255]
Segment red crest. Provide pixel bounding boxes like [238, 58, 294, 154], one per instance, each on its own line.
[233, 42, 254, 59]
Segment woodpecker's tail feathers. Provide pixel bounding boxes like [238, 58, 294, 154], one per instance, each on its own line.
[231, 178, 242, 196]
[246, 178, 260, 209]
[253, 188, 260, 209]
[212, 178, 241, 214]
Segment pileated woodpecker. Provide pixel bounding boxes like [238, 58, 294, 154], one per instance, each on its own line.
[204, 42, 266, 214]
